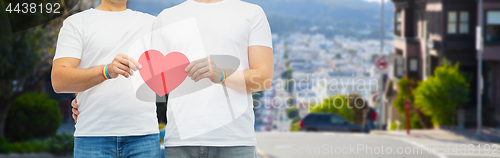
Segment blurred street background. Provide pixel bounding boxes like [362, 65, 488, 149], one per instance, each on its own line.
[1, 0, 500, 157]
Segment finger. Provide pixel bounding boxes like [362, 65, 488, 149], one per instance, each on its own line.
[115, 62, 133, 76]
[113, 66, 129, 78]
[191, 66, 210, 80]
[125, 55, 142, 70]
[118, 54, 142, 70]
[72, 114, 77, 123]
[189, 62, 208, 77]
[71, 99, 78, 109]
[119, 56, 139, 71]
[194, 72, 212, 82]
[72, 107, 79, 116]
[117, 57, 135, 73]
[74, 93, 78, 103]
[185, 58, 207, 72]
[127, 60, 138, 72]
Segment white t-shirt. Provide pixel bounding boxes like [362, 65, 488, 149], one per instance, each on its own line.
[54, 9, 159, 136]
[153, 0, 272, 146]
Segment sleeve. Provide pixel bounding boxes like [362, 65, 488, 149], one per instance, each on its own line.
[249, 6, 273, 49]
[53, 17, 83, 60]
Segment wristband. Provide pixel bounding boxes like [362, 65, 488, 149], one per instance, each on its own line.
[102, 64, 111, 80]
[218, 68, 226, 84]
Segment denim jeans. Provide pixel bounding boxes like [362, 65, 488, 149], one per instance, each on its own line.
[165, 146, 256, 158]
[74, 133, 161, 158]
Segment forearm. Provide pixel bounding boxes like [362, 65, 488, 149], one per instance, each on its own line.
[222, 67, 273, 94]
[51, 65, 106, 93]
[186, 46, 274, 94]
[243, 67, 273, 93]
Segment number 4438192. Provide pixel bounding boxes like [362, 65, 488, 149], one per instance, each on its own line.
[5, 3, 61, 14]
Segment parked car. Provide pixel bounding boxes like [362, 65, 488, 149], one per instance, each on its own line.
[299, 113, 364, 133]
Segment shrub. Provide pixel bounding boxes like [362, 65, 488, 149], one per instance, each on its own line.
[413, 60, 470, 126]
[309, 94, 365, 124]
[0, 137, 10, 154]
[0, 134, 74, 155]
[290, 122, 300, 132]
[44, 133, 74, 155]
[286, 107, 299, 119]
[5, 92, 62, 142]
[289, 117, 301, 131]
[393, 78, 414, 114]
[389, 121, 398, 131]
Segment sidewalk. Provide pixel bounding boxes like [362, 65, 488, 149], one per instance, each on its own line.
[371, 128, 500, 143]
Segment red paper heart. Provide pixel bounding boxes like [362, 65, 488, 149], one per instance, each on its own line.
[138, 50, 189, 97]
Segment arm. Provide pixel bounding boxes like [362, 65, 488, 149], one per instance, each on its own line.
[240, 45, 274, 93]
[51, 58, 105, 93]
[185, 45, 274, 94]
[51, 53, 142, 93]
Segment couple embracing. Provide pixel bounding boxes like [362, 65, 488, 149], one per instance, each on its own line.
[51, 0, 273, 157]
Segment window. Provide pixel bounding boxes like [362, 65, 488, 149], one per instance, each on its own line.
[395, 56, 404, 78]
[330, 116, 345, 125]
[448, 11, 469, 34]
[395, 11, 402, 36]
[427, 12, 442, 35]
[448, 11, 457, 34]
[460, 11, 469, 34]
[486, 11, 500, 43]
[409, 58, 418, 72]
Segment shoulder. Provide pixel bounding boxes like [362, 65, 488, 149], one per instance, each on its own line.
[63, 9, 94, 24]
[236, 0, 264, 11]
[233, 0, 266, 18]
[132, 10, 156, 22]
[157, 1, 189, 18]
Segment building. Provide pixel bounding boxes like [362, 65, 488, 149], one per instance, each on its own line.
[392, 0, 500, 127]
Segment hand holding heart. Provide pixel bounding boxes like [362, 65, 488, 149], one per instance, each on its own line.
[185, 57, 223, 83]
[108, 53, 143, 78]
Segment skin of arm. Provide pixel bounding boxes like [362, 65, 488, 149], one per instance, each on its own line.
[51, 53, 142, 93]
[51, 58, 106, 93]
[186, 45, 274, 94]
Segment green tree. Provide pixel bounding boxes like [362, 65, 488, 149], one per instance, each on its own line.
[334, 53, 341, 59]
[0, 1, 90, 137]
[393, 78, 432, 129]
[281, 67, 294, 93]
[286, 107, 301, 132]
[286, 107, 299, 119]
[347, 49, 357, 55]
[285, 59, 291, 67]
[413, 60, 470, 126]
[309, 94, 366, 124]
[6, 92, 62, 142]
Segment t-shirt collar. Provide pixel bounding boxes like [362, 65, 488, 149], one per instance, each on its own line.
[187, 0, 234, 5]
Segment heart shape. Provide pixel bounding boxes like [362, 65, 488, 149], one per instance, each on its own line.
[138, 50, 189, 97]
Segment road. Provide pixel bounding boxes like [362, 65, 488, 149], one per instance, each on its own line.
[256, 132, 500, 158]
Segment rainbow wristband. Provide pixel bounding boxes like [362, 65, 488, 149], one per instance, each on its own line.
[218, 68, 226, 84]
[102, 64, 111, 80]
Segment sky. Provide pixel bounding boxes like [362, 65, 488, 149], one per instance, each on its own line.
[364, 0, 389, 3]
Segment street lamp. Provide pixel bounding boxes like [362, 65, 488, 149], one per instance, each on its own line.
[378, 0, 386, 130]
[476, 0, 484, 137]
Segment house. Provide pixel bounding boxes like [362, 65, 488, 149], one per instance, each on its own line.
[391, 0, 500, 127]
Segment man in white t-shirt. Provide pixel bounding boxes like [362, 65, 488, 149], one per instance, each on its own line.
[152, 0, 274, 157]
[51, 0, 160, 157]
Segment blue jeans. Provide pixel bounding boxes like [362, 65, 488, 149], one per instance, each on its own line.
[165, 146, 256, 158]
[74, 133, 161, 158]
